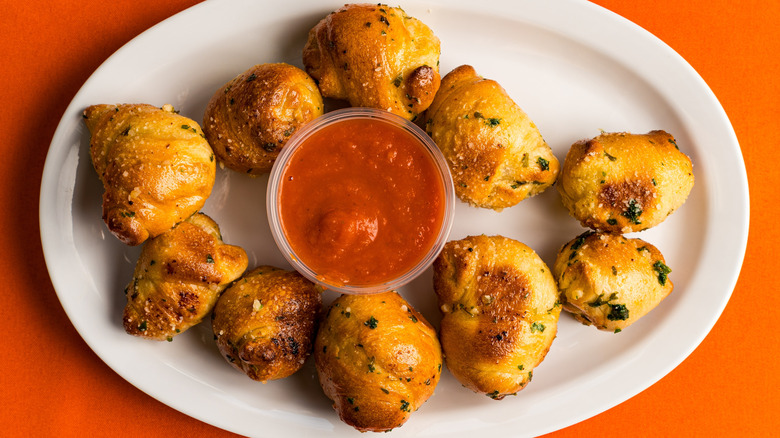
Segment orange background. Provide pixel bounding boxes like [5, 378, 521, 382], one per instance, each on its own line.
[2, 0, 776, 436]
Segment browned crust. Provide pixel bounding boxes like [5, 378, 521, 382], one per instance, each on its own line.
[122, 213, 248, 340]
[302, 4, 441, 120]
[552, 231, 674, 331]
[422, 65, 559, 210]
[212, 266, 322, 382]
[83, 103, 215, 245]
[203, 63, 323, 175]
[313, 292, 442, 432]
[432, 235, 560, 399]
[558, 130, 694, 232]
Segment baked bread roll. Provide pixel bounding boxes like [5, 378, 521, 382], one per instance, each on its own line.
[302, 3, 441, 120]
[123, 213, 248, 341]
[557, 130, 694, 233]
[433, 235, 560, 399]
[314, 291, 442, 432]
[553, 231, 674, 332]
[422, 65, 559, 210]
[212, 266, 322, 382]
[83, 103, 216, 246]
[203, 63, 324, 175]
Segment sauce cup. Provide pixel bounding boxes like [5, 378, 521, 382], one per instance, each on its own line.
[267, 107, 454, 294]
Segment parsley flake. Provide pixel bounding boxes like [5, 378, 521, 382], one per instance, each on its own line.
[653, 261, 672, 285]
[364, 316, 378, 329]
[621, 199, 643, 224]
[607, 304, 629, 321]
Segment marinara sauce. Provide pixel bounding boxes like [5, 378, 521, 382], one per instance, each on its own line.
[278, 117, 446, 287]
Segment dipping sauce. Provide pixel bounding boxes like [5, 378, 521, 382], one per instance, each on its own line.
[277, 116, 447, 287]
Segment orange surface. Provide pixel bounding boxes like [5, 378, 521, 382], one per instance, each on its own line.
[2, 0, 776, 437]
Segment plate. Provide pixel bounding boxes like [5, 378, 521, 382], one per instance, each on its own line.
[39, 0, 749, 436]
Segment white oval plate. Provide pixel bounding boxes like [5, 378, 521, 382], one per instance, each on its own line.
[39, 0, 749, 436]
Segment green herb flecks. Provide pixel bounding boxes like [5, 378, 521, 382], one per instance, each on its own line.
[607, 304, 629, 321]
[621, 199, 643, 224]
[364, 316, 379, 329]
[537, 157, 550, 171]
[588, 292, 618, 308]
[568, 231, 593, 260]
[653, 260, 672, 285]
[486, 117, 501, 127]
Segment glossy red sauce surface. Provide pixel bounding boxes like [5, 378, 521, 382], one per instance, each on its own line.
[278, 118, 445, 286]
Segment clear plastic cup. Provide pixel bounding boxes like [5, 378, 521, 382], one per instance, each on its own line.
[266, 107, 455, 294]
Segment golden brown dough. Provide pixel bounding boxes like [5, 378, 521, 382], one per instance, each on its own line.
[552, 231, 674, 332]
[203, 63, 324, 175]
[433, 235, 560, 399]
[84, 103, 216, 246]
[557, 130, 694, 233]
[123, 213, 248, 341]
[314, 292, 442, 432]
[302, 4, 441, 120]
[422, 65, 559, 210]
[211, 266, 322, 382]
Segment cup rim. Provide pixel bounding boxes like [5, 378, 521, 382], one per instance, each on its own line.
[266, 107, 455, 294]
